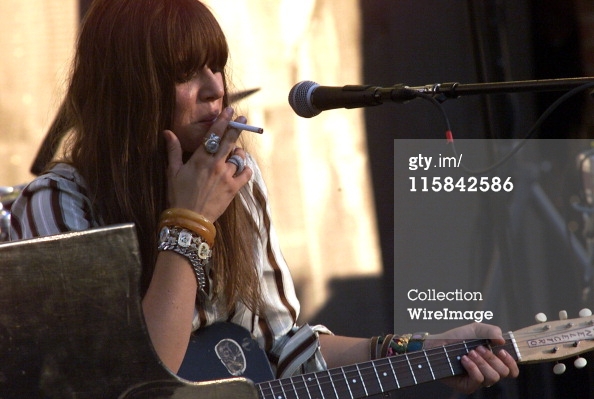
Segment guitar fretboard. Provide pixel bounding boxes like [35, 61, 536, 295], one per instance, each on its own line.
[257, 335, 518, 399]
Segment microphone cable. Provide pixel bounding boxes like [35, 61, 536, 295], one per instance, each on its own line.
[413, 81, 594, 175]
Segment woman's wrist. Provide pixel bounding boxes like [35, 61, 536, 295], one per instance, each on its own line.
[369, 332, 429, 359]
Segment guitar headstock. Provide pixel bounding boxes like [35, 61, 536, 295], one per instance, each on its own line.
[512, 309, 594, 374]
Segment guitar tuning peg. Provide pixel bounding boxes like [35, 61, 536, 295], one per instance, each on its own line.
[574, 357, 588, 369]
[553, 362, 567, 375]
[535, 313, 548, 323]
[559, 310, 568, 320]
[579, 308, 593, 318]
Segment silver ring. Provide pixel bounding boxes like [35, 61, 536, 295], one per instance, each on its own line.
[226, 154, 246, 175]
[204, 133, 221, 154]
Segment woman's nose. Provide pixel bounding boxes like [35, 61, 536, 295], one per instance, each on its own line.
[198, 68, 224, 102]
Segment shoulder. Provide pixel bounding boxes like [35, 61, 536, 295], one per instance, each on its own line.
[9, 163, 97, 240]
[23, 163, 88, 195]
[43, 163, 87, 187]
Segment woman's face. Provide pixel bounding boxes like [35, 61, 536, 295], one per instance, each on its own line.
[171, 66, 225, 153]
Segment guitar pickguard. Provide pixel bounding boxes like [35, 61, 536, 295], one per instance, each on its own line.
[177, 322, 274, 384]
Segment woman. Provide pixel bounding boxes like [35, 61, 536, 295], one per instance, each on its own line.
[10, 0, 518, 394]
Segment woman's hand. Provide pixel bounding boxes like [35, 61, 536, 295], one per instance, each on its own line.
[426, 323, 519, 394]
[163, 107, 253, 222]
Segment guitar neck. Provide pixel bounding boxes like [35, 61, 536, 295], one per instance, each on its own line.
[257, 334, 518, 399]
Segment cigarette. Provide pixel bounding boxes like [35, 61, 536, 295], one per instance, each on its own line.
[228, 120, 264, 134]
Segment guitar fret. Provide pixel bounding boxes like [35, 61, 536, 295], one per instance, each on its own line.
[290, 378, 302, 398]
[355, 364, 369, 396]
[387, 357, 401, 389]
[342, 364, 367, 398]
[280, 380, 300, 399]
[258, 381, 268, 399]
[312, 373, 328, 399]
[301, 375, 314, 399]
[443, 346, 455, 376]
[374, 358, 399, 392]
[266, 379, 292, 399]
[438, 341, 481, 379]
[337, 367, 354, 399]
[453, 344, 470, 374]
[371, 362, 384, 392]
[277, 379, 291, 399]
[422, 353, 446, 381]
[391, 353, 416, 388]
[406, 351, 434, 383]
[354, 361, 387, 396]
[424, 351, 436, 380]
[405, 354, 417, 385]
[324, 370, 340, 399]
[260, 380, 276, 399]
[284, 375, 311, 399]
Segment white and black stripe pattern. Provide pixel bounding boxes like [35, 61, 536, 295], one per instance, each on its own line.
[10, 163, 98, 240]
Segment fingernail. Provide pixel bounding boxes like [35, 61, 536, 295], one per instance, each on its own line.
[225, 107, 234, 117]
[476, 345, 487, 354]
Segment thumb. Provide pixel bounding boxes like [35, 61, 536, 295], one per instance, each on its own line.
[163, 130, 183, 174]
[472, 323, 505, 343]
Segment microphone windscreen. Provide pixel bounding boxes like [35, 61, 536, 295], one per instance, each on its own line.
[288, 81, 320, 118]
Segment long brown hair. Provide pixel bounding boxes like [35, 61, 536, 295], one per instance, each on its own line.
[50, 0, 263, 313]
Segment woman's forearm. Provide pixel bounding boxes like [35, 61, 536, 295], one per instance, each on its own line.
[142, 250, 198, 372]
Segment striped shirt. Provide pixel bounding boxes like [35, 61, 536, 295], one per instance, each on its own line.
[10, 160, 330, 378]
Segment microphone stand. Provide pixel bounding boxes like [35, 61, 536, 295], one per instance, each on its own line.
[388, 76, 594, 103]
[393, 76, 594, 316]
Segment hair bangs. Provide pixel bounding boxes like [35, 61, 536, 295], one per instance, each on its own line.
[169, 1, 229, 82]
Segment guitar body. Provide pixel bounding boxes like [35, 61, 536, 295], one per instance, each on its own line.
[178, 322, 274, 384]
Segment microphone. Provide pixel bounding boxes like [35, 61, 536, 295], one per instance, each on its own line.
[288, 80, 417, 118]
[289, 77, 594, 118]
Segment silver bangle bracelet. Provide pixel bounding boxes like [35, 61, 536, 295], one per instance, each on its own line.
[158, 226, 212, 292]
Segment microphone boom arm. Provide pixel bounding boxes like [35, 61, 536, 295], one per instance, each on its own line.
[289, 77, 594, 118]
[402, 77, 594, 103]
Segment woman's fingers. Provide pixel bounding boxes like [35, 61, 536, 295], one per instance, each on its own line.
[166, 109, 254, 221]
[163, 129, 183, 176]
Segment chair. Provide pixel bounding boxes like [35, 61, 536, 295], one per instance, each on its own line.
[0, 224, 256, 399]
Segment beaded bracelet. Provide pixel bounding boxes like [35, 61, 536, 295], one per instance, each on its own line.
[159, 216, 214, 246]
[157, 226, 212, 292]
[370, 332, 429, 359]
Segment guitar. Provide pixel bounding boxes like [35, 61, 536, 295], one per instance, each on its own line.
[175, 310, 594, 399]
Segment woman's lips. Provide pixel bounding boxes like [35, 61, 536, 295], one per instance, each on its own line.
[197, 110, 221, 124]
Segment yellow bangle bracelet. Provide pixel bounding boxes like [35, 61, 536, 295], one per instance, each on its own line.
[160, 208, 216, 238]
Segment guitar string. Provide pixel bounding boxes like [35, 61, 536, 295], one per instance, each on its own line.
[259, 336, 516, 398]
[260, 351, 473, 399]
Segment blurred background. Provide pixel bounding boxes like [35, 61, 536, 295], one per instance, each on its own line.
[3, 0, 594, 398]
